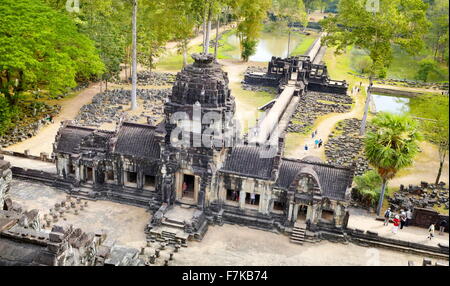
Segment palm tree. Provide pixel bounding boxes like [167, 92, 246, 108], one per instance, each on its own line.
[364, 112, 422, 216]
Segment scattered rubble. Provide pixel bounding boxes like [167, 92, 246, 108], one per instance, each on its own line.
[74, 88, 169, 127]
[325, 118, 371, 176]
[287, 91, 353, 134]
[388, 182, 449, 211]
[0, 104, 60, 148]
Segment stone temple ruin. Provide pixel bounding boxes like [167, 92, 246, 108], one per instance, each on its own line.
[1, 157, 145, 266]
[50, 53, 354, 245]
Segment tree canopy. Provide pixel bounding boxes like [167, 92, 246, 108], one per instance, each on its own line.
[0, 0, 104, 101]
[364, 112, 422, 214]
[320, 0, 430, 78]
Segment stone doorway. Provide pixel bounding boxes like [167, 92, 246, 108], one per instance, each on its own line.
[297, 204, 308, 222]
[86, 167, 93, 183]
[182, 174, 195, 199]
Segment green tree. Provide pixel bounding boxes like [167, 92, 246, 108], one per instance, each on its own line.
[415, 58, 441, 82]
[45, 0, 128, 84]
[364, 112, 422, 215]
[426, 0, 449, 64]
[138, 0, 173, 72]
[320, 0, 430, 80]
[354, 170, 383, 208]
[409, 94, 449, 185]
[320, 0, 430, 135]
[232, 0, 271, 61]
[0, 0, 104, 102]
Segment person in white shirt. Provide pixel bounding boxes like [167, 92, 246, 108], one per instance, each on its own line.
[405, 209, 412, 227]
[250, 193, 256, 205]
[428, 224, 435, 240]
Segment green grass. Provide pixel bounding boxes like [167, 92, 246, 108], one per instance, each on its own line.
[216, 29, 239, 60]
[349, 45, 449, 82]
[233, 88, 275, 109]
[289, 35, 317, 57]
[156, 44, 203, 72]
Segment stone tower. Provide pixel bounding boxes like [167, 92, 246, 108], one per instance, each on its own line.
[159, 53, 239, 208]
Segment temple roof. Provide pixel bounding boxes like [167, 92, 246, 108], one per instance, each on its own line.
[220, 145, 277, 180]
[55, 122, 161, 160]
[276, 158, 353, 201]
[114, 122, 160, 160]
[169, 53, 232, 107]
[55, 125, 95, 154]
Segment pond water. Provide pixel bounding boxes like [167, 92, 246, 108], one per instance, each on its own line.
[371, 93, 410, 114]
[226, 32, 304, 62]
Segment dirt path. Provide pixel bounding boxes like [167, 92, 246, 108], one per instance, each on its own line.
[220, 59, 268, 130]
[286, 87, 364, 159]
[373, 83, 445, 94]
[4, 83, 101, 156]
[390, 141, 449, 187]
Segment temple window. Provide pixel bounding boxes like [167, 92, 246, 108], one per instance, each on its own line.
[144, 175, 156, 189]
[226, 189, 239, 202]
[68, 163, 75, 175]
[124, 171, 137, 187]
[321, 210, 334, 221]
[106, 170, 114, 182]
[273, 201, 284, 211]
[245, 192, 260, 206]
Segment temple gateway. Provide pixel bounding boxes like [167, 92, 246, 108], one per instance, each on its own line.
[53, 53, 354, 241]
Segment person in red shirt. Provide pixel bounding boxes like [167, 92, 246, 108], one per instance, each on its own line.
[392, 215, 400, 234]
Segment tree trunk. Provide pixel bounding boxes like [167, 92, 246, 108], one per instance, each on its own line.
[435, 161, 444, 185]
[205, 7, 212, 54]
[105, 79, 108, 91]
[360, 76, 372, 135]
[376, 179, 388, 216]
[287, 26, 291, 57]
[131, 0, 138, 110]
[183, 42, 188, 67]
[214, 15, 220, 59]
[202, 6, 207, 54]
[435, 146, 447, 185]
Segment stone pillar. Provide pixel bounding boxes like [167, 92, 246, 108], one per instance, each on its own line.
[293, 204, 299, 222]
[0, 159, 12, 210]
[287, 202, 293, 221]
[239, 190, 246, 209]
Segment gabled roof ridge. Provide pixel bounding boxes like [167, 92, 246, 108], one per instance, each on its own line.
[121, 121, 157, 129]
[65, 125, 96, 132]
[281, 156, 354, 171]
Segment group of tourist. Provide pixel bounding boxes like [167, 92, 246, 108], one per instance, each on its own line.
[384, 208, 448, 240]
[304, 130, 323, 151]
[230, 191, 257, 205]
[384, 208, 413, 234]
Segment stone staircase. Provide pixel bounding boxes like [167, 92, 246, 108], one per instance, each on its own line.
[290, 223, 306, 245]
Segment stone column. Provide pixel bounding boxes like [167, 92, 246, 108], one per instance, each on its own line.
[287, 202, 293, 221]
[293, 204, 299, 222]
[239, 190, 246, 209]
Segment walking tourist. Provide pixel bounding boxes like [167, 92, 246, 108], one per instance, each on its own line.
[314, 139, 319, 148]
[400, 210, 406, 229]
[439, 219, 447, 235]
[405, 209, 412, 226]
[318, 139, 323, 148]
[383, 208, 391, 226]
[231, 190, 236, 201]
[250, 193, 256, 205]
[312, 132, 315, 138]
[392, 215, 400, 234]
[428, 223, 435, 240]
[182, 182, 187, 196]
[304, 144, 308, 151]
